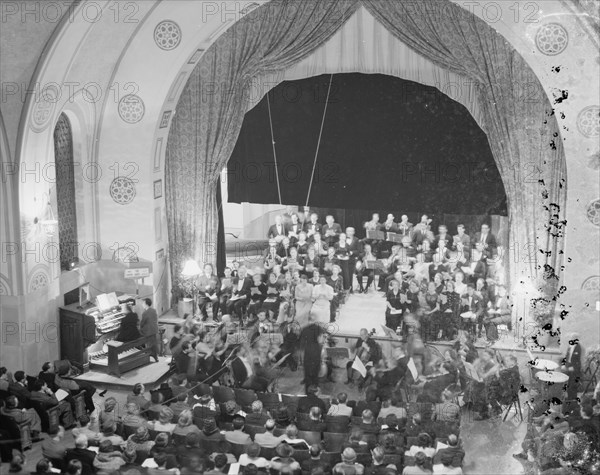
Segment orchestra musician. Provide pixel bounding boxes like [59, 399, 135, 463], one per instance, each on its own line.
[300, 323, 328, 391]
[295, 231, 310, 257]
[344, 227, 362, 291]
[197, 263, 220, 321]
[334, 232, 352, 292]
[287, 213, 303, 245]
[218, 267, 234, 317]
[472, 223, 497, 258]
[385, 279, 405, 332]
[355, 243, 377, 293]
[322, 215, 342, 248]
[397, 215, 413, 237]
[412, 215, 433, 248]
[264, 242, 283, 272]
[327, 264, 344, 323]
[227, 266, 253, 319]
[346, 328, 383, 388]
[303, 213, 322, 241]
[303, 246, 321, 278]
[312, 232, 329, 257]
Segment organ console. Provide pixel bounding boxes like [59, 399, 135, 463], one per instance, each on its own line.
[58, 292, 136, 373]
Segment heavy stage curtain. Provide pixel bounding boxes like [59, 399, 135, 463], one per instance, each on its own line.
[166, 0, 566, 319]
[360, 0, 567, 313]
[165, 0, 361, 283]
[227, 73, 508, 215]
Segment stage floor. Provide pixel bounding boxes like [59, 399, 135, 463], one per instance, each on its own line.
[74, 356, 172, 391]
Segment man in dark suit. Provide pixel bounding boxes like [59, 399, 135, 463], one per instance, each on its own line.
[322, 215, 342, 247]
[226, 266, 252, 319]
[267, 215, 288, 240]
[397, 214, 413, 237]
[231, 346, 269, 392]
[116, 304, 141, 342]
[562, 332, 582, 402]
[9, 371, 31, 405]
[382, 214, 398, 233]
[461, 284, 485, 338]
[433, 434, 465, 467]
[224, 415, 252, 445]
[297, 385, 328, 414]
[287, 212, 303, 245]
[434, 224, 452, 250]
[30, 379, 75, 428]
[64, 434, 96, 475]
[140, 298, 159, 362]
[473, 223, 497, 258]
[304, 212, 322, 240]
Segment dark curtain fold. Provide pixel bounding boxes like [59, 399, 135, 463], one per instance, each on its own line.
[216, 179, 226, 276]
[361, 0, 567, 311]
[166, 0, 361, 283]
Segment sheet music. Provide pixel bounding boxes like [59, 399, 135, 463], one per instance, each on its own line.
[55, 389, 69, 402]
[351, 356, 367, 378]
[407, 357, 419, 380]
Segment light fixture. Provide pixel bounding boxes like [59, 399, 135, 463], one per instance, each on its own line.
[181, 259, 202, 277]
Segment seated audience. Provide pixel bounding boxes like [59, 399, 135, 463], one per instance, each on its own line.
[333, 448, 365, 475]
[29, 378, 75, 428]
[98, 424, 125, 447]
[301, 444, 330, 474]
[433, 434, 464, 468]
[246, 400, 270, 426]
[406, 433, 436, 458]
[149, 406, 176, 433]
[269, 443, 301, 474]
[297, 385, 327, 414]
[255, 419, 285, 448]
[297, 406, 327, 432]
[402, 451, 433, 475]
[128, 383, 151, 411]
[126, 426, 156, 453]
[328, 392, 354, 417]
[41, 425, 67, 462]
[224, 415, 252, 444]
[1, 395, 42, 438]
[238, 443, 270, 469]
[65, 434, 96, 475]
[123, 402, 147, 428]
[93, 439, 126, 472]
[173, 410, 201, 437]
[72, 415, 100, 445]
[281, 424, 310, 450]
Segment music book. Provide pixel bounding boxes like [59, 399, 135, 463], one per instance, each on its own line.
[326, 347, 350, 359]
[407, 357, 419, 380]
[351, 356, 367, 378]
[366, 260, 384, 270]
[390, 308, 403, 315]
[464, 361, 481, 382]
[227, 463, 240, 475]
[367, 230, 385, 240]
[55, 389, 69, 402]
[387, 232, 404, 243]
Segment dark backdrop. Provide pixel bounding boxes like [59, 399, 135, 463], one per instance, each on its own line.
[227, 73, 507, 216]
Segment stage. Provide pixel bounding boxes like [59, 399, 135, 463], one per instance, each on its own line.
[74, 356, 172, 392]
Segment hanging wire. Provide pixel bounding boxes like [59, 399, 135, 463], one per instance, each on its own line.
[306, 74, 334, 207]
[266, 90, 283, 205]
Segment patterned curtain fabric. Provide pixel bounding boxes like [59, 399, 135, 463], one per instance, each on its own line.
[166, 0, 361, 282]
[361, 0, 567, 312]
[167, 0, 567, 321]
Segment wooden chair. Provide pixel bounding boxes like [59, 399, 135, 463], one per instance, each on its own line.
[293, 449, 310, 464]
[356, 452, 372, 467]
[122, 424, 139, 439]
[29, 400, 60, 434]
[229, 441, 249, 458]
[325, 415, 350, 433]
[257, 392, 280, 411]
[191, 382, 213, 397]
[234, 388, 258, 408]
[297, 430, 321, 446]
[321, 451, 342, 466]
[245, 425, 266, 440]
[72, 390, 87, 419]
[212, 386, 236, 404]
[323, 432, 347, 453]
[260, 446, 277, 460]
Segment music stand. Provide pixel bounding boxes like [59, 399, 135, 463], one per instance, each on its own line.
[366, 230, 385, 240]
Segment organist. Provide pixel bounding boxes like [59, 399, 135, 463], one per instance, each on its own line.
[115, 304, 141, 342]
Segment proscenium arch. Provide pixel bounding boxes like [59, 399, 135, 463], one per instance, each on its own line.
[165, 0, 567, 326]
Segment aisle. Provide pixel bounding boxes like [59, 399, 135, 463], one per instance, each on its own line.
[336, 289, 387, 334]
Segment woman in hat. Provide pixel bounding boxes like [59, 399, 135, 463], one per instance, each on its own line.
[269, 443, 301, 474]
